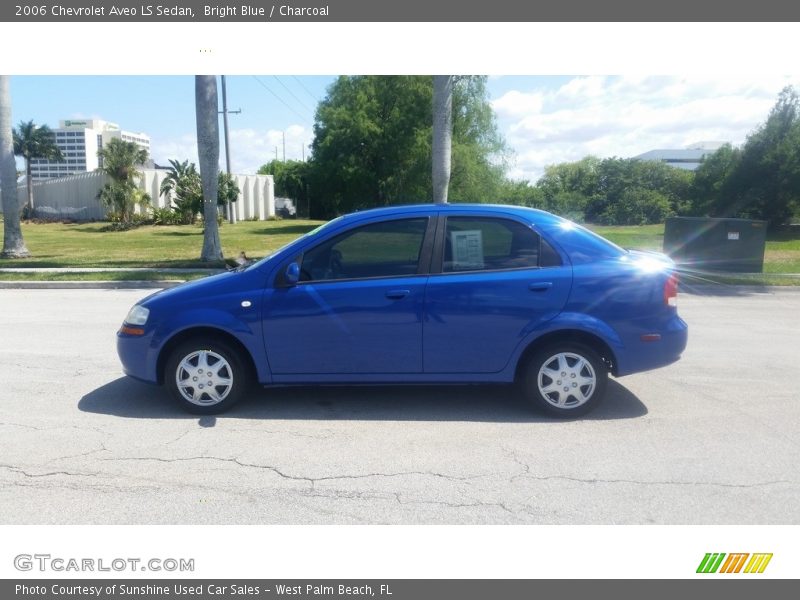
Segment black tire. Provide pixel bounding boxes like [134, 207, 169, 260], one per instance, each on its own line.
[165, 338, 250, 414]
[521, 343, 608, 418]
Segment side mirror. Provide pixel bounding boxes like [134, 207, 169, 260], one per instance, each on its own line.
[284, 262, 300, 286]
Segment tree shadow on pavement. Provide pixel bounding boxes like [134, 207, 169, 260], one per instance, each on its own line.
[78, 378, 647, 423]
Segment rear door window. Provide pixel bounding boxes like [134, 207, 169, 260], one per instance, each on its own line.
[443, 217, 560, 272]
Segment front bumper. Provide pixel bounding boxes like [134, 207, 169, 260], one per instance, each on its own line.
[117, 327, 160, 384]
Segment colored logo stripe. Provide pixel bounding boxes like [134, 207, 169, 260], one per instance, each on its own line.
[744, 553, 773, 574]
[697, 553, 772, 574]
[697, 553, 726, 573]
[719, 553, 749, 573]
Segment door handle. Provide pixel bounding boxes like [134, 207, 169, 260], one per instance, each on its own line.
[529, 282, 553, 292]
[385, 289, 410, 300]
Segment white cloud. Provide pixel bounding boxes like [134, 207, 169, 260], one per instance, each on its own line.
[151, 133, 198, 168]
[494, 75, 798, 182]
[150, 125, 313, 174]
[492, 90, 544, 118]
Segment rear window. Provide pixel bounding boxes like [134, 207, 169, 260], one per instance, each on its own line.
[544, 221, 626, 264]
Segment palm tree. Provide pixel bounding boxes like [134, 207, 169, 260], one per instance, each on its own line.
[159, 158, 203, 224]
[195, 75, 223, 262]
[13, 119, 63, 217]
[432, 75, 454, 204]
[1, 76, 30, 257]
[96, 138, 149, 223]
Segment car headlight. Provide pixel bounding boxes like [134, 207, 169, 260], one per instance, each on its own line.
[125, 305, 150, 326]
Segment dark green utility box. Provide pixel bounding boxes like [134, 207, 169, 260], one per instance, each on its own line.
[663, 217, 767, 272]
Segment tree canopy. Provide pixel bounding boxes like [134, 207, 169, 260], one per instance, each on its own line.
[304, 75, 507, 218]
[260, 80, 800, 227]
[258, 158, 310, 215]
[705, 86, 800, 226]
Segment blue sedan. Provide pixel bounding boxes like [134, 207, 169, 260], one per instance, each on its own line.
[117, 204, 688, 417]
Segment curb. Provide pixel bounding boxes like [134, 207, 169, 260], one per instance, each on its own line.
[0, 268, 223, 274]
[0, 280, 184, 290]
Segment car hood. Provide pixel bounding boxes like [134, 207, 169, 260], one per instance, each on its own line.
[140, 269, 252, 308]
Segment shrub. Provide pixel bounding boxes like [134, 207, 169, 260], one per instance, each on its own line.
[152, 207, 185, 226]
[601, 188, 673, 225]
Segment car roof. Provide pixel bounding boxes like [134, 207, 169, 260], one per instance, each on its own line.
[344, 203, 567, 226]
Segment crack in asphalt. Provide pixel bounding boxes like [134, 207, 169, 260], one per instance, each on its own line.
[4, 453, 796, 492]
[0, 479, 163, 498]
[100, 455, 477, 486]
[517, 474, 796, 489]
[225, 427, 338, 440]
[0, 421, 42, 430]
[500, 446, 795, 490]
[391, 492, 516, 515]
[165, 427, 336, 445]
[0, 422, 107, 435]
[46, 443, 109, 463]
[290, 489, 521, 521]
[503, 447, 531, 482]
[166, 431, 193, 445]
[0, 464, 99, 479]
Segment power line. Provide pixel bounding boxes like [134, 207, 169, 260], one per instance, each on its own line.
[291, 75, 321, 104]
[251, 76, 312, 126]
[272, 75, 315, 116]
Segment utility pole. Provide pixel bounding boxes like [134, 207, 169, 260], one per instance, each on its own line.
[302, 143, 305, 162]
[282, 131, 286, 162]
[220, 75, 241, 224]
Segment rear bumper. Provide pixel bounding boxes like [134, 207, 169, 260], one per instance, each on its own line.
[615, 315, 688, 376]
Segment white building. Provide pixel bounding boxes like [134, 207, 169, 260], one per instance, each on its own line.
[9, 169, 275, 222]
[29, 118, 151, 181]
[633, 141, 727, 171]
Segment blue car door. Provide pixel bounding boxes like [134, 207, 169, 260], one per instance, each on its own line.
[423, 214, 572, 374]
[263, 216, 434, 376]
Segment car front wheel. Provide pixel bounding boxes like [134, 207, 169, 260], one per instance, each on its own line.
[522, 343, 608, 417]
[165, 339, 249, 414]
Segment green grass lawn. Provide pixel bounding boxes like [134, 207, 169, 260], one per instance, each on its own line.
[590, 224, 665, 252]
[1, 217, 799, 283]
[591, 223, 800, 274]
[0, 218, 323, 269]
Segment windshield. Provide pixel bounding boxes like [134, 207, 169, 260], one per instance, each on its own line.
[240, 216, 345, 271]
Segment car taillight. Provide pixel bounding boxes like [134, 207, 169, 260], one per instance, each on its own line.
[664, 274, 678, 307]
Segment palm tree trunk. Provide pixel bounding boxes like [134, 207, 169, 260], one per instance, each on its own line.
[1, 75, 30, 258]
[195, 75, 222, 262]
[432, 75, 453, 205]
[25, 159, 33, 216]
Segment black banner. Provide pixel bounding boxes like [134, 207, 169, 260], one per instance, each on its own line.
[3, 580, 799, 600]
[3, 0, 800, 22]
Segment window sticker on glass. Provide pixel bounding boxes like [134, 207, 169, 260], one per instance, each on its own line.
[451, 230, 484, 270]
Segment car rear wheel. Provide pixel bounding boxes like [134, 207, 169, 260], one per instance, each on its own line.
[522, 343, 608, 417]
[165, 338, 249, 414]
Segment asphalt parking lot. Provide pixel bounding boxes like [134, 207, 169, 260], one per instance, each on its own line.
[0, 286, 798, 524]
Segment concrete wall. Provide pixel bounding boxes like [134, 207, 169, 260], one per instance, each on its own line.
[5, 169, 275, 221]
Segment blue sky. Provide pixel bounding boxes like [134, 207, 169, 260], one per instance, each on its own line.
[9, 75, 796, 181]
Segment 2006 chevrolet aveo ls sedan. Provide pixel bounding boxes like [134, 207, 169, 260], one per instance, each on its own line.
[117, 204, 688, 417]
